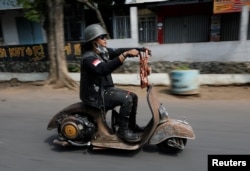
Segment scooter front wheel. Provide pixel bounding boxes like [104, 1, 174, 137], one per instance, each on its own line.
[157, 137, 187, 154]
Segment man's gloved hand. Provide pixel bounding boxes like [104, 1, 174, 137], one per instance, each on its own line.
[136, 47, 151, 55]
[123, 49, 140, 58]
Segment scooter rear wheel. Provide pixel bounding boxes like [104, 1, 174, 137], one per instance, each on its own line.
[157, 137, 187, 154]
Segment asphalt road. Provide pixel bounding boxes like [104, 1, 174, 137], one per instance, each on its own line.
[0, 84, 250, 171]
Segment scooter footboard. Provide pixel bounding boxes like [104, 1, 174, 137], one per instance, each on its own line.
[149, 118, 195, 145]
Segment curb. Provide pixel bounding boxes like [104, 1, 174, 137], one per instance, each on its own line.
[1, 72, 250, 86]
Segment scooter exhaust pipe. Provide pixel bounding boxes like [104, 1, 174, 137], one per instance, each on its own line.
[68, 140, 91, 147]
[167, 138, 185, 150]
[53, 139, 91, 147]
[53, 139, 69, 146]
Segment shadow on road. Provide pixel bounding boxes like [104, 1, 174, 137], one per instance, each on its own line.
[44, 134, 182, 157]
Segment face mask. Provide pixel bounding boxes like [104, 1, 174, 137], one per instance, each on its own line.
[95, 43, 107, 54]
[94, 43, 109, 60]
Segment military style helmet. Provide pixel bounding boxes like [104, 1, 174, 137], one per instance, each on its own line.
[84, 24, 107, 42]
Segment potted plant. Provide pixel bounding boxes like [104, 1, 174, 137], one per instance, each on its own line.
[169, 64, 200, 95]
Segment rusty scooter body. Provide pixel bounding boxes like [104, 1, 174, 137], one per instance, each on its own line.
[47, 50, 195, 153]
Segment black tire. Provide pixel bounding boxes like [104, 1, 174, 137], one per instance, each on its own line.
[157, 138, 187, 154]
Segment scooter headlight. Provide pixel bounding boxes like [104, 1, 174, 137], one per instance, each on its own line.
[158, 104, 168, 122]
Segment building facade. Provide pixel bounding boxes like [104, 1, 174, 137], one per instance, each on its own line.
[0, 0, 250, 62]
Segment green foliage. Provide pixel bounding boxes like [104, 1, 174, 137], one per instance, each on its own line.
[67, 64, 80, 72]
[173, 64, 190, 70]
[17, 0, 46, 22]
[16, 0, 121, 23]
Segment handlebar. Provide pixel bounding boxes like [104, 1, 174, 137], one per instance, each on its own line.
[136, 47, 152, 56]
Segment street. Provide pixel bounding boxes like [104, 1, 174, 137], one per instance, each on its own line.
[0, 83, 250, 171]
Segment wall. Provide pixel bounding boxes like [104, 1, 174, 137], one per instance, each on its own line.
[107, 5, 250, 62]
[108, 40, 250, 62]
[0, 10, 47, 45]
[1, 10, 21, 45]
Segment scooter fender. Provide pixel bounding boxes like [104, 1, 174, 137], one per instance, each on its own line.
[148, 118, 195, 145]
[47, 102, 101, 130]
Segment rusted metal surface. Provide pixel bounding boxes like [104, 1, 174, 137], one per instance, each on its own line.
[149, 118, 195, 145]
[47, 102, 101, 130]
[140, 49, 151, 89]
[91, 133, 140, 150]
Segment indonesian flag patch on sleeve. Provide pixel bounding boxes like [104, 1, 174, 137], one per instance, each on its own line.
[92, 59, 101, 66]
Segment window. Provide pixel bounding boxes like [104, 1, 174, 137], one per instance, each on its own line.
[139, 16, 157, 43]
[16, 17, 43, 44]
[64, 2, 85, 41]
[0, 18, 3, 45]
[113, 16, 131, 39]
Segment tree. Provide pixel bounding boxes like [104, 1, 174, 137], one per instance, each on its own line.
[78, 0, 108, 34]
[16, 0, 113, 90]
[45, 0, 79, 89]
[16, 0, 78, 89]
[77, 0, 126, 36]
[45, 0, 78, 89]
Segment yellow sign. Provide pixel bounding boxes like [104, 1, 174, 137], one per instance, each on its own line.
[0, 42, 82, 61]
[214, 0, 250, 14]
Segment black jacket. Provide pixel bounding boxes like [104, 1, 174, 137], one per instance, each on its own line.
[80, 48, 132, 108]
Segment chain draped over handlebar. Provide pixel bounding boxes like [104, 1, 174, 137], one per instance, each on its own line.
[139, 49, 151, 89]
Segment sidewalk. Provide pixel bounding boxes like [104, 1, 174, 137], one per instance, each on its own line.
[1, 72, 250, 85]
[0, 80, 250, 100]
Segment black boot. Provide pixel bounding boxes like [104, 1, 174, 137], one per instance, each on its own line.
[117, 116, 141, 143]
[129, 114, 145, 133]
[131, 124, 145, 133]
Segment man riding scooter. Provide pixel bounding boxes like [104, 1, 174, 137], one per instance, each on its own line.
[47, 26, 195, 152]
[80, 23, 144, 143]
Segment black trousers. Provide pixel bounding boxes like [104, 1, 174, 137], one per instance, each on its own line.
[103, 87, 138, 118]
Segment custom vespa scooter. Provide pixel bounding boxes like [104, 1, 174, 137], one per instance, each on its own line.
[47, 49, 195, 153]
